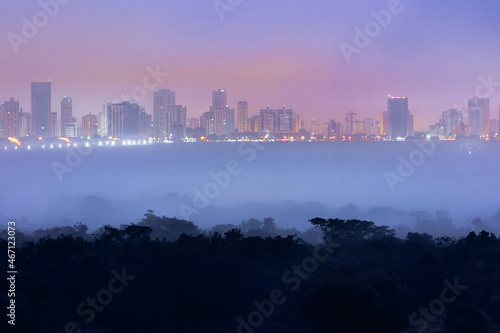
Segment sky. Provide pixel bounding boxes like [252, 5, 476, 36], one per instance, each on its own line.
[1, 0, 500, 130]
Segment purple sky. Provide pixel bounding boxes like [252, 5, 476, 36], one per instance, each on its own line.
[1, 0, 500, 130]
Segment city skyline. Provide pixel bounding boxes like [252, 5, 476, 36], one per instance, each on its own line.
[1, 84, 500, 141]
[2, 80, 500, 132]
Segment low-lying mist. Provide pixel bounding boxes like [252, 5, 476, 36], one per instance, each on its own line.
[1, 141, 499, 238]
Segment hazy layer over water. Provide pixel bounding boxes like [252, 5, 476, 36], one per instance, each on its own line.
[1, 141, 499, 235]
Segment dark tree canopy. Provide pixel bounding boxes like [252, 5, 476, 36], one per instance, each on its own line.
[1, 213, 499, 333]
[309, 217, 396, 243]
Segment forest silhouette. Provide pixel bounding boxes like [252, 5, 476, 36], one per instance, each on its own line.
[1, 211, 499, 332]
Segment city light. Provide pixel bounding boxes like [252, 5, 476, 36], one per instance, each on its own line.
[8, 137, 21, 146]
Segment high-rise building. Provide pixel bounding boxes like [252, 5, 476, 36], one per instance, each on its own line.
[139, 108, 153, 138]
[0, 104, 4, 138]
[352, 121, 364, 135]
[153, 89, 175, 138]
[453, 123, 470, 137]
[2, 98, 20, 138]
[388, 96, 409, 138]
[122, 102, 141, 138]
[19, 110, 31, 137]
[82, 113, 99, 137]
[429, 121, 444, 137]
[497, 107, 500, 136]
[200, 111, 214, 136]
[237, 101, 248, 132]
[260, 107, 275, 132]
[311, 119, 323, 136]
[110, 103, 124, 138]
[278, 109, 293, 132]
[363, 118, 374, 136]
[214, 107, 235, 136]
[441, 109, 463, 138]
[326, 120, 343, 140]
[344, 111, 358, 136]
[468, 97, 490, 137]
[379, 111, 390, 136]
[212, 89, 227, 110]
[489, 119, 498, 136]
[293, 114, 302, 132]
[61, 96, 73, 137]
[408, 113, 414, 137]
[171, 105, 187, 139]
[259, 106, 294, 133]
[249, 115, 260, 132]
[211, 89, 234, 136]
[50, 112, 57, 137]
[31, 82, 52, 137]
[374, 120, 380, 136]
[99, 102, 111, 137]
[65, 123, 77, 138]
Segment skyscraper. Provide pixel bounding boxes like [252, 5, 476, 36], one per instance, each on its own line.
[31, 82, 52, 137]
[153, 89, 175, 138]
[278, 109, 293, 132]
[61, 96, 73, 137]
[259, 106, 294, 133]
[249, 115, 260, 133]
[214, 107, 235, 136]
[387, 96, 409, 138]
[99, 102, 111, 137]
[212, 89, 234, 136]
[122, 102, 141, 138]
[363, 118, 374, 136]
[441, 109, 463, 138]
[110, 103, 124, 138]
[82, 113, 99, 137]
[200, 111, 214, 136]
[3, 98, 20, 138]
[139, 108, 153, 138]
[311, 119, 323, 136]
[352, 121, 364, 135]
[407, 113, 414, 137]
[172, 105, 187, 139]
[293, 114, 302, 132]
[0, 104, 5, 138]
[468, 97, 490, 137]
[19, 110, 31, 137]
[260, 107, 275, 132]
[50, 112, 57, 137]
[489, 119, 498, 136]
[379, 111, 390, 136]
[326, 120, 343, 140]
[212, 89, 227, 111]
[237, 101, 248, 132]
